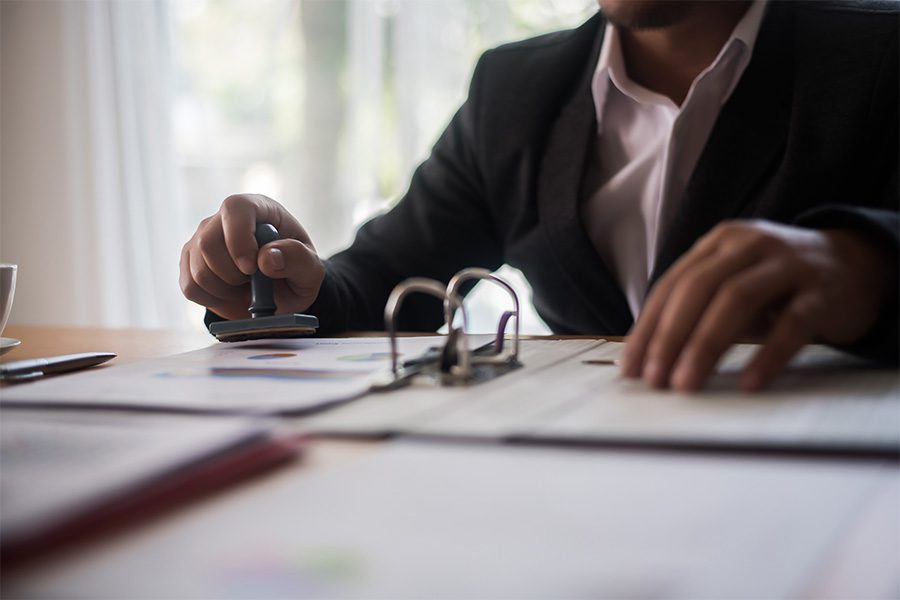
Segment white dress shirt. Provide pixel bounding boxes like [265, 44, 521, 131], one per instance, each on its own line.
[580, 1, 768, 318]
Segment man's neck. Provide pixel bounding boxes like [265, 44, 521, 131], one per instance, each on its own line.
[617, 1, 752, 106]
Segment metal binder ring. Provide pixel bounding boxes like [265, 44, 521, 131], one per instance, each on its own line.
[446, 268, 520, 364]
[383, 278, 469, 377]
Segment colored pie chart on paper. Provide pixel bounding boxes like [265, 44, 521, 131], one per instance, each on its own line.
[247, 353, 298, 360]
[156, 368, 369, 381]
[209, 368, 366, 380]
[336, 352, 395, 362]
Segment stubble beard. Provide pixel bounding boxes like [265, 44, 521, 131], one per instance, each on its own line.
[599, 1, 695, 30]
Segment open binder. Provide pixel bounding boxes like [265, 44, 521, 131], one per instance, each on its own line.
[373, 268, 523, 390]
[2, 269, 898, 457]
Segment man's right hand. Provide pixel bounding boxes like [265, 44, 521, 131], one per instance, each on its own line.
[179, 194, 325, 321]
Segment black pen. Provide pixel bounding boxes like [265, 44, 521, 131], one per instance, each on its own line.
[0, 352, 117, 382]
[581, 358, 619, 366]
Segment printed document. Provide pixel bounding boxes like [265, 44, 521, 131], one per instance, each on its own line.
[0, 336, 483, 414]
[304, 341, 900, 453]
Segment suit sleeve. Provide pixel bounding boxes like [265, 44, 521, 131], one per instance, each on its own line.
[303, 52, 504, 333]
[794, 206, 899, 363]
[793, 26, 899, 362]
[205, 53, 503, 335]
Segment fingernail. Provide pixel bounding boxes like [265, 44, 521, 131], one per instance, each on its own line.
[268, 247, 285, 270]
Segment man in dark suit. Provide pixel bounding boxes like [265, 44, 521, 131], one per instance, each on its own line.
[180, 0, 898, 391]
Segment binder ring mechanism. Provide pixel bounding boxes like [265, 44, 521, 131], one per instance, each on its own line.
[371, 268, 522, 390]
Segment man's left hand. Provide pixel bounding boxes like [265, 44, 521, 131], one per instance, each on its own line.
[620, 220, 894, 392]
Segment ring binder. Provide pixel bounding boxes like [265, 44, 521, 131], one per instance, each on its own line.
[446, 268, 520, 364]
[372, 268, 522, 390]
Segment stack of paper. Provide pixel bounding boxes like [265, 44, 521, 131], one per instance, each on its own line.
[1, 410, 295, 561]
[2, 336, 896, 454]
[302, 341, 900, 455]
[6, 441, 895, 599]
[0, 336, 483, 414]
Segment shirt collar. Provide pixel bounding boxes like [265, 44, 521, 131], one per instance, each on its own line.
[591, 0, 768, 129]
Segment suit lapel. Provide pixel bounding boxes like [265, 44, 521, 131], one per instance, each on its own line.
[649, 1, 794, 285]
[537, 19, 634, 334]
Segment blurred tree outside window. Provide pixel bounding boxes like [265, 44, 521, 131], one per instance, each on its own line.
[172, 0, 595, 332]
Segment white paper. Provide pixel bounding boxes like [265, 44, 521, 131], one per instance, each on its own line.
[525, 344, 900, 452]
[0, 410, 272, 545]
[300, 339, 605, 436]
[7, 442, 894, 599]
[301, 341, 900, 453]
[0, 336, 480, 414]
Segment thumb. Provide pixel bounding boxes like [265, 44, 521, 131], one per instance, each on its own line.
[257, 238, 325, 299]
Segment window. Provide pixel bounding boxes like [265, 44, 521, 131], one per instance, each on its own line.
[172, 0, 595, 332]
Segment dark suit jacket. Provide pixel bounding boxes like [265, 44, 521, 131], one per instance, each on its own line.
[220, 1, 900, 359]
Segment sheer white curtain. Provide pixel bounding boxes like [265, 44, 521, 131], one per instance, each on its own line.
[0, 0, 186, 329]
[1, 0, 591, 332]
[341, 0, 580, 334]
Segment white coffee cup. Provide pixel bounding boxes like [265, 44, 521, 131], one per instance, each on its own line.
[0, 264, 17, 336]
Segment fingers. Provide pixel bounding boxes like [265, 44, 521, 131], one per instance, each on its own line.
[179, 243, 218, 308]
[620, 220, 836, 393]
[220, 195, 271, 275]
[179, 195, 323, 319]
[669, 258, 801, 391]
[189, 240, 240, 300]
[197, 217, 248, 286]
[740, 292, 821, 391]
[257, 239, 326, 313]
[639, 246, 764, 388]
[179, 242, 250, 319]
[620, 235, 721, 378]
[219, 194, 315, 275]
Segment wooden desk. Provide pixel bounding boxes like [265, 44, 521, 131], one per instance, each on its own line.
[1, 324, 214, 363]
[2, 326, 897, 598]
